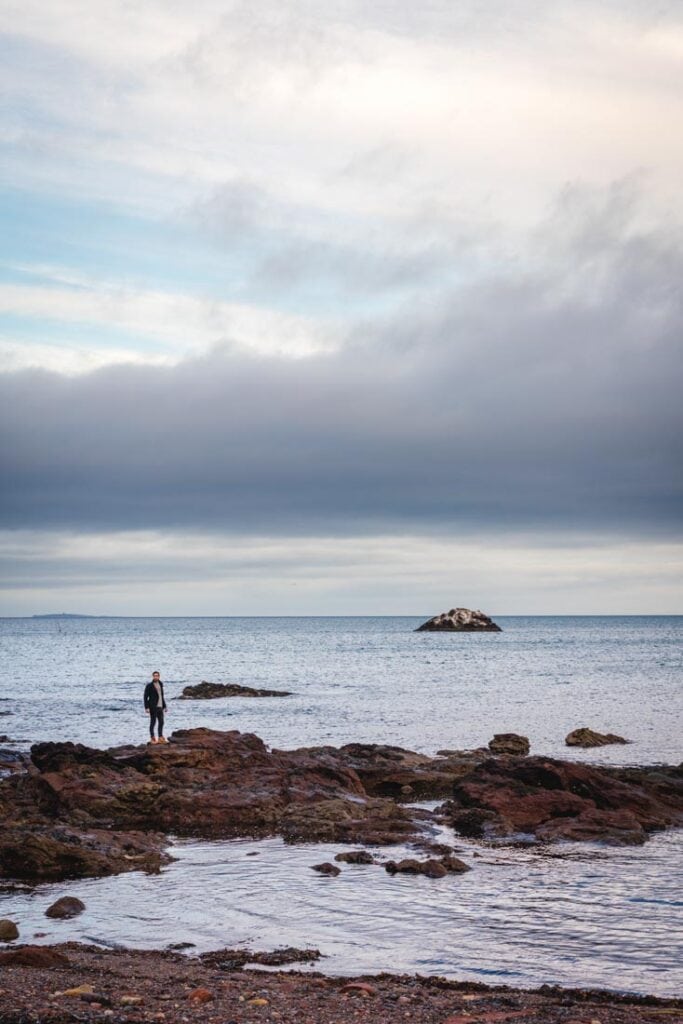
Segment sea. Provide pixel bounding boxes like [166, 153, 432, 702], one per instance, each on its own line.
[0, 615, 681, 996]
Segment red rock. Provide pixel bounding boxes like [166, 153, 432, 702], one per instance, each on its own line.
[188, 988, 214, 1003]
[445, 756, 683, 844]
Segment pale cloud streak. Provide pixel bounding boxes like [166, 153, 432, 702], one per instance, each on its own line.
[1, 529, 681, 615]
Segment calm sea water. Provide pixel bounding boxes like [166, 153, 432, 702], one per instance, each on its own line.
[1, 616, 682, 995]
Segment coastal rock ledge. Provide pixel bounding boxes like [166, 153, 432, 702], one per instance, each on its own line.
[416, 607, 502, 632]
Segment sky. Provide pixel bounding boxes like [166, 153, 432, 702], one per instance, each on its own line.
[1, 0, 682, 615]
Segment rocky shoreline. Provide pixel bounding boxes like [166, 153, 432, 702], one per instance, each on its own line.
[0, 942, 681, 1024]
[0, 728, 681, 882]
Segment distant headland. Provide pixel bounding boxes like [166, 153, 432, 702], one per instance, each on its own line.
[32, 613, 97, 619]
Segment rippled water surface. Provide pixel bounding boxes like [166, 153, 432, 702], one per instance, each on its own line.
[1, 616, 682, 995]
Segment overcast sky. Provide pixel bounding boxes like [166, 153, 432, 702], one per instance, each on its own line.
[1, 0, 682, 615]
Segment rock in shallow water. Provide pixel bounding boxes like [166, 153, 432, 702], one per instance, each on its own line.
[311, 861, 341, 876]
[0, 918, 19, 940]
[334, 849, 375, 864]
[415, 608, 502, 632]
[488, 733, 530, 755]
[565, 727, 630, 747]
[178, 681, 292, 699]
[441, 756, 683, 844]
[46, 896, 86, 919]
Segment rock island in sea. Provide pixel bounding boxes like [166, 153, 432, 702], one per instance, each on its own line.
[415, 607, 502, 631]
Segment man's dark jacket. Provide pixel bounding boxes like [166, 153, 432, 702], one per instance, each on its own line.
[144, 681, 167, 712]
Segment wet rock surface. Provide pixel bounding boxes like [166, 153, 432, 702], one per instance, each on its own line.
[566, 727, 630, 747]
[178, 681, 292, 699]
[440, 755, 683, 844]
[416, 608, 502, 632]
[0, 942, 677, 1023]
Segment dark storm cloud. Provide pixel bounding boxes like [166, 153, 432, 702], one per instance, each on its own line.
[1, 184, 682, 537]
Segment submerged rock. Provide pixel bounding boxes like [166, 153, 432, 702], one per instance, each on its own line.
[334, 850, 375, 864]
[416, 608, 501, 632]
[179, 681, 292, 699]
[488, 733, 530, 755]
[311, 861, 341, 876]
[384, 857, 460, 879]
[565, 727, 630, 748]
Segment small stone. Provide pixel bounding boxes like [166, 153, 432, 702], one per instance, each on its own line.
[46, 896, 86, 919]
[120, 994, 144, 1005]
[62, 985, 95, 997]
[0, 919, 19, 941]
[188, 988, 214, 1003]
[81, 993, 112, 1006]
[311, 861, 340, 876]
[342, 982, 376, 996]
[248, 997, 269, 1006]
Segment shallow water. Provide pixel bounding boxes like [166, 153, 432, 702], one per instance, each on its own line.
[0, 616, 682, 995]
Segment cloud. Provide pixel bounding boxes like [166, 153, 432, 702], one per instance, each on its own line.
[1, 183, 681, 540]
[0, 273, 339, 359]
[1, 529, 681, 615]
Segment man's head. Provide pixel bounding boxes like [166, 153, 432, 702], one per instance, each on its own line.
[152, 671, 160, 680]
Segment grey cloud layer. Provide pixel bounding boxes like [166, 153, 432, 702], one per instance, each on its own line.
[2, 186, 681, 537]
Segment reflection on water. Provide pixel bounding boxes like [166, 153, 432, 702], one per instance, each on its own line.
[2, 827, 682, 998]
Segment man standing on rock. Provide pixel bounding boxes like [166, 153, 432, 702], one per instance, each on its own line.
[144, 671, 168, 744]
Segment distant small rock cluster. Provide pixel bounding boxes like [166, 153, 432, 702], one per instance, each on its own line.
[416, 608, 501, 632]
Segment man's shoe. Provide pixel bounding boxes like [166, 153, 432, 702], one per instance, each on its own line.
[149, 737, 158, 744]
[158, 737, 168, 743]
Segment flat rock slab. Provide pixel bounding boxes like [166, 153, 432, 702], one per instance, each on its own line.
[178, 681, 292, 699]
